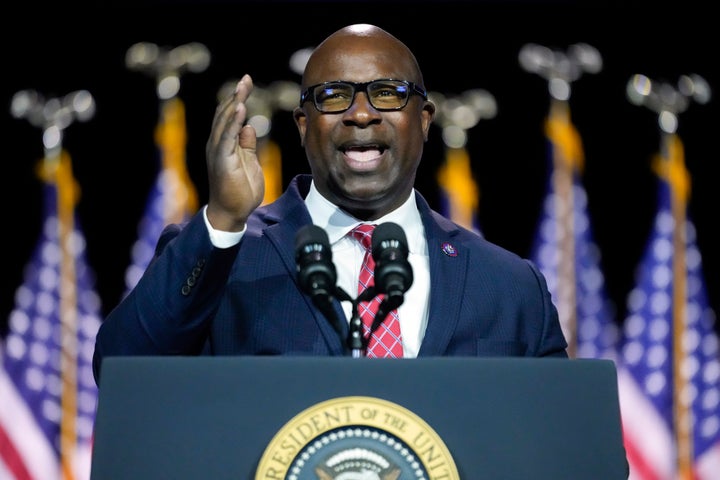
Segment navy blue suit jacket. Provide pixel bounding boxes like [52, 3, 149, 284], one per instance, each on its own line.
[93, 175, 567, 382]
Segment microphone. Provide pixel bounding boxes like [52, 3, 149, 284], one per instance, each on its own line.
[295, 225, 337, 306]
[371, 222, 413, 309]
[295, 224, 356, 355]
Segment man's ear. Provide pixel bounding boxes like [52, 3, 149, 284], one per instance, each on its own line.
[422, 100, 436, 142]
[293, 107, 307, 146]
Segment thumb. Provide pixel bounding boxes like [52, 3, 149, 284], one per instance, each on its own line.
[237, 123, 257, 153]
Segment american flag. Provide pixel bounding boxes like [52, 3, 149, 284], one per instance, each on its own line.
[617, 134, 720, 479]
[436, 146, 482, 235]
[0, 151, 102, 480]
[123, 97, 198, 295]
[529, 100, 619, 359]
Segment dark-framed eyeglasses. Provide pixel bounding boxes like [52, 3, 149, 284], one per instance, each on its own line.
[299, 79, 428, 113]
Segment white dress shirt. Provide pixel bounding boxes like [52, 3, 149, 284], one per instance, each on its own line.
[203, 180, 430, 357]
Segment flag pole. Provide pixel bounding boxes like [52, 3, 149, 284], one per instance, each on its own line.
[549, 99, 579, 358]
[627, 72, 711, 479]
[432, 88, 494, 234]
[665, 132, 693, 480]
[53, 150, 79, 480]
[10, 89, 96, 480]
[519, 43, 602, 357]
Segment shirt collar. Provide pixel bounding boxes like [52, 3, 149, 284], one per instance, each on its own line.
[305, 180, 425, 254]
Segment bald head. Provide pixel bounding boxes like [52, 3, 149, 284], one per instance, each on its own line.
[302, 24, 425, 89]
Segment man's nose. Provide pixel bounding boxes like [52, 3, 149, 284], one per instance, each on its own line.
[343, 92, 381, 125]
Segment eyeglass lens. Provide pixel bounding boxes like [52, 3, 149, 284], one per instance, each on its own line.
[314, 81, 410, 112]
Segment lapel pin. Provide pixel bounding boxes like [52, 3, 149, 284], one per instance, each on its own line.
[441, 242, 458, 257]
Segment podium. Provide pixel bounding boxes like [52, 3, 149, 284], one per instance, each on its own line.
[90, 356, 628, 479]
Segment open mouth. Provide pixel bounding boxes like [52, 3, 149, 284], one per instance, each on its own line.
[343, 146, 384, 162]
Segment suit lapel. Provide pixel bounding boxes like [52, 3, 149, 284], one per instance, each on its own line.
[416, 201, 469, 356]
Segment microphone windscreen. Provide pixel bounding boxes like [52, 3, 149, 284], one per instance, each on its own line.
[294, 224, 337, 298]
[295, 224, 331, 255]
[371, 222, 408, 258]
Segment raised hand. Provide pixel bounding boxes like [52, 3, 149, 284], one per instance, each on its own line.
[205, 74, 266, 232]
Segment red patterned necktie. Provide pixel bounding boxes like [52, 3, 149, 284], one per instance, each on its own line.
[350, 224, 404, 358]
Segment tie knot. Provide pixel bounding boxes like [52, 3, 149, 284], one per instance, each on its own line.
[350, 224, 375, 250]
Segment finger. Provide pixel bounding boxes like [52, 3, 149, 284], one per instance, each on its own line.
[234, 74, 253, 103]
[216, 101, 247, 158]
[209, 75, 254, 154]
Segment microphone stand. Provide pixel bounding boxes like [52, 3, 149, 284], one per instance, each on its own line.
[346, 287, 402, 358]
[335, 286, 371, 358]
[348, 305, 365, 358]
[313, 285, 388, 358]
[332, 287, 405, 358]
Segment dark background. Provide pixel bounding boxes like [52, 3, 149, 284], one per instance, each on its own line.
[2, 1, 718, 336]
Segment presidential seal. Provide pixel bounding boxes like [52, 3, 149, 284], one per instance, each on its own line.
[255, 396, 459, 480]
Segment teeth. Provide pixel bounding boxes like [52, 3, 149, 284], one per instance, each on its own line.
[345, 149, 381, 161]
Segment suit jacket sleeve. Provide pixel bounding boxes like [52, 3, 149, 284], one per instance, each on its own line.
[92, 211, 237, 383]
